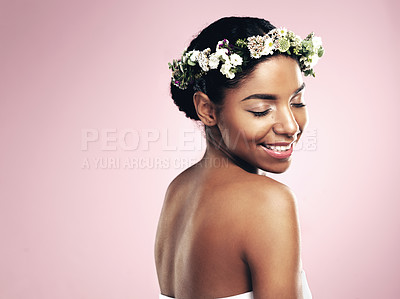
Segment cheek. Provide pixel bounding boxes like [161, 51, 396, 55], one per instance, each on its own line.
[218, 111, 260, 147]
[222, 118, 274, 149]
[219, 117, 247, 146]
[251, 118, 274, 141]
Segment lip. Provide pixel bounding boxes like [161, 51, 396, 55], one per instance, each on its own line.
[260, 143, 294, 159]
[266, 142, 293, 146]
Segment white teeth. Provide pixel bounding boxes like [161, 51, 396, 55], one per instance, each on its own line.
[264, 144, 291, 151]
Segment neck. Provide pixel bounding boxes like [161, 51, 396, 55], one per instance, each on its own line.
[200, 126, 259, 174]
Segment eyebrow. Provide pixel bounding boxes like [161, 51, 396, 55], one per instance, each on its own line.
[240, 82, 306, 102]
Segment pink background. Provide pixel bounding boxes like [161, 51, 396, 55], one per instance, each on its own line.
[1, 0, 399, 298]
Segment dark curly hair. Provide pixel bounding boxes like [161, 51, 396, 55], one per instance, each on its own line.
[170, 16, 279, 121]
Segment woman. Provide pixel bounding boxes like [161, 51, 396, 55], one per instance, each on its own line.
[155, 16, 323, 299]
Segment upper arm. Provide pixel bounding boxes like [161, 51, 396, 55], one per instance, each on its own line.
[242, 183, 303, 299]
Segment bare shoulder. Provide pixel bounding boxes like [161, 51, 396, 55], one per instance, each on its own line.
[196, 171, 299, 237]
[243, 174, 297, 216]
[234, 174, 303, 298]
[230, 174, 299, 245]
[221, 171, 296, 207]
[236, 174, 300, 248]
[163, 164, 198, 200]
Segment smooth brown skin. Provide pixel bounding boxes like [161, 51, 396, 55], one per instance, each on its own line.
[155, 56, 308, 299]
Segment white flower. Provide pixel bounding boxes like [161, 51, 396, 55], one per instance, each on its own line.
[268, 28, 279, 38]
[247, 35, 265, 58]
[202, 48, 211, 57]
[198, 52, 210, 72]
[311, 36, 322, 49]
[261, 37, 275, 55]
[189, 50, 200, 62]
[220, 62, 235, 79]
[215, 48, 229, 61]
[208, 53, 220, 69]
[278, 27, 288, 36]
[309, 53, 320, 68]
[229, 53, 243, 66]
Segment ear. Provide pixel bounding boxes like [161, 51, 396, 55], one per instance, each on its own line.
[193, 92, 218, 126]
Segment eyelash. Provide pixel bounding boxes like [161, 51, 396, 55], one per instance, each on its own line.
[291, 103, 306, 108]
[250, 109, 272, 117]
[250, 103, 306, 117]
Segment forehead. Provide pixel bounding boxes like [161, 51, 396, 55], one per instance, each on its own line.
[226, 56, 303, 99]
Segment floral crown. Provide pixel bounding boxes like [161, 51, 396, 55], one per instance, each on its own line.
[169, 27, 324, 90]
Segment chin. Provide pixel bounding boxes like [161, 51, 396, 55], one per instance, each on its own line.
[259, 160, 292, 174]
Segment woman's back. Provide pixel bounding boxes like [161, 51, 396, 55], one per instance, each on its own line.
[155, 161, 302, 298]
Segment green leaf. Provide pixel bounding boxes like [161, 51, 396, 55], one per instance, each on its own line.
[318, 47, 324, 57]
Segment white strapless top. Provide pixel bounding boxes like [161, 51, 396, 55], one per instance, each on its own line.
[160, 268, 312, 299]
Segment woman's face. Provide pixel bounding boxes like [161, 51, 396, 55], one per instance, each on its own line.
[216, 55, 308, 174]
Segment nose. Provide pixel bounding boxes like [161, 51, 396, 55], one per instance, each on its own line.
[272, 105, 300, 138]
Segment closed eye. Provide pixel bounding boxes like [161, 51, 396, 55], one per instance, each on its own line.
[291, 103, 306, 108]
[249, 108, 272, 117]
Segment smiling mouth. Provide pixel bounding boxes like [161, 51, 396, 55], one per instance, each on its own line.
[259, 142, 295, 160]
[260, 143, 292, 152]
